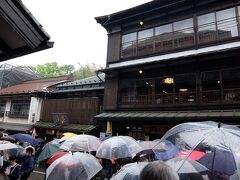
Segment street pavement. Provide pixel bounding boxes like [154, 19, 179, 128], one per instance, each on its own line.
[29, 167, 45, 180]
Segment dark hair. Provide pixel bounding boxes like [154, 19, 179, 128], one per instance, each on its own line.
[26, 147, 34, 154]
[9, 155, 17, 161]
[140, 160, 179, 180]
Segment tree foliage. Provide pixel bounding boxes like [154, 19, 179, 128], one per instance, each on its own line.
[73, 63, 100, 80]
[19, 62, 103, 80]
[19, 62, 74, 78]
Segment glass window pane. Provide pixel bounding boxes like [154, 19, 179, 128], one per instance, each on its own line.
[222, 68, 240, 102]
[155, 77, 174, 104]
[175, 74, 196, 104]
[155, 24, 173, 52]
[201, 71, 221, 103]
[138, 29, 153, 40]
[155, 24, 173, 36]
[122, 32, 137, 43]
[121, 33, 137, 58]
[174, 18, 193, 31]
[173, 18, 195, 48]
[138, 29, 154, 56]
[198, 13, 217, 43]
[216, 8, 238, 39]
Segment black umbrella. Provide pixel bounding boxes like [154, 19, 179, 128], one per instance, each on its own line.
[198, 149, 237, 176]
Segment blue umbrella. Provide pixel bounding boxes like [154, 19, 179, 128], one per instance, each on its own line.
[198, 149, 237, 176]
[12, 133, 39, 147]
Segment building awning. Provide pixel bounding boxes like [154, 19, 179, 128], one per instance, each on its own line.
[34, 122, 96, 133]
[95, 110, 240, 122]
[0, 122, 32, 132]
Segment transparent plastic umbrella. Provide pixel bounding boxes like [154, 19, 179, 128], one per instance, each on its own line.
[60, 134, 101, 152]
[111, 162, 149, 180]
[137, 141, 158, 155]
[166, 157, 208, 174]
[156, 121, 240, 178]
[96, 136, 142, 160]
[0, 142, 19, 151]
[46, 152, 102, 180]
[152, 140, 179, 160]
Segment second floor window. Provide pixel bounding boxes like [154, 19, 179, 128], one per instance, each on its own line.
[121, 6, 240, 59]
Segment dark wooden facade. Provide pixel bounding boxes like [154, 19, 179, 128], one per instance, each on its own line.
[40, 97, 99, 124]
[96, 0, 240, 140]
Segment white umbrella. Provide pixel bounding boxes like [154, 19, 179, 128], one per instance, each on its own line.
[166, 157, 208, 174]
[96, 136, 142, 160]
[111, 162, 149, 180]
[0, 142, 19, 151]
[46, 152, 102, 180]
[60, 134, 101, 152]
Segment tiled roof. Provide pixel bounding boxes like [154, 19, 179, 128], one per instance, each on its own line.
[57, 73, 105, 87]
[95, 110, 240, 121]
[0, 76, 71, 95]
[34, 122, 96, 133]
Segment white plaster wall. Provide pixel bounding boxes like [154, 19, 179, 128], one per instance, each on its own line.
[3, 100, 28, 124]
[28, 97, 43, 124]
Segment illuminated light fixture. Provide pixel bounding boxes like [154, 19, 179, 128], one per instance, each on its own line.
[217, 80, 220, 84]
[180, 88, 188, 92]
[140, 21, 144, 25]
[163, 77, 174, 84]
[138, 69, 143, 74]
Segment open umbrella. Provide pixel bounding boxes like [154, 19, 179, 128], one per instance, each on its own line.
[111, 162, 149, 180]
[12, 133, 39, 147]
[37, 143, 64, 163]
[46, 152, 102, 180]
[62, 132, 77, 138]
[0, 142, 20, 151]
[60, 134, 101, 152]
[176, 150, 206, 160]
[153, 140, 179, 160]
[0, 136, 16, 142]
[158, 121, 240, 178]
[47, 151, 70, 165]
[166, 157, 208, 174]
[137, 141, 158, 155]
[198, 149, 236, 176]
[97, 136, 142, 160]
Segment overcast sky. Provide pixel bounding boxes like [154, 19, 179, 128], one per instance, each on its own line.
[5, 0, 150, 68]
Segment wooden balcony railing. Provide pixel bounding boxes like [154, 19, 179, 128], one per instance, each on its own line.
[202, 90, 221, 103]
[119, 88, 240, 106]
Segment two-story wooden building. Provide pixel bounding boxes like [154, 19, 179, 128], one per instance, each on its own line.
[95, 0, 240, 140]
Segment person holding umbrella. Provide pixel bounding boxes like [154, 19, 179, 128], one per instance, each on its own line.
[19, 147, 34, 180]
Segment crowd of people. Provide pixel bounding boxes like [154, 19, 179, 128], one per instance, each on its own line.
[0, 132, 35, 180]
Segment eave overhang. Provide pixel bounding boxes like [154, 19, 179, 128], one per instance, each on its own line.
[0, 0, 54, 62]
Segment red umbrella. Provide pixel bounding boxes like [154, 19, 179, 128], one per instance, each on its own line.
[47, 152, 69, 164]
[176, 150, 205, 160]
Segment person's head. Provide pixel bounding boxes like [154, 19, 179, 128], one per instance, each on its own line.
[26, 147, 34, 156]
[140, 160, 179, 180]
[9, 155, 17, 165]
